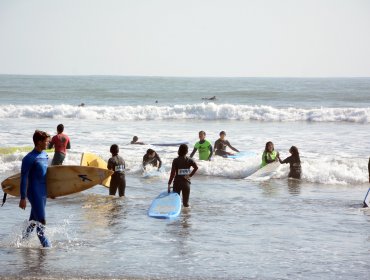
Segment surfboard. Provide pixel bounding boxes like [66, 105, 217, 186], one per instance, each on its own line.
[148, 191, 181, 219]
[1, 166, 113, 198]
[150, 141, 189, 147]
[363, 188, 370, 207]
[247, 161, 280, 178]
[226, 151, 256, 159]
[80, 152, 111, 188]
[0, 146, 54, 155]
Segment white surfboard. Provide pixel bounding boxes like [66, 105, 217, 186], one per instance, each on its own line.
[247, 161, 280, 178]
[363, 188, 370, 207]
[1, 166, 113, 198]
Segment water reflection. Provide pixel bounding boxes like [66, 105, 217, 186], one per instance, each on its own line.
[166, 210, 192, 258]
[19, 248, 49, 275]
[287, 179, 301, 196]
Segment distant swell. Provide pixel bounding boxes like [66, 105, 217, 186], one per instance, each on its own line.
[0, 103, 369, 123]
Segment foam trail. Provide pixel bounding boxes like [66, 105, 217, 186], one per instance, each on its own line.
[0, 103, 369, 123]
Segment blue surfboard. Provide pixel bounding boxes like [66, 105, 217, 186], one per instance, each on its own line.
[226, 151, 256, 159]
[148, 191, 181, 219]
[150, 141, 189, 147]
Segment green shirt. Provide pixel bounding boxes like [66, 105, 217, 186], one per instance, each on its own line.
[261, 150, 278, 168]
[194, 140, 212, 160]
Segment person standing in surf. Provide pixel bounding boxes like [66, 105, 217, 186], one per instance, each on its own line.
[107, 144, 126, 197]
[190, 131, 213, 161]
[261, 141, 279, 168]
[168, 144, 198, 207]
[277, 146, 302, 179]
[214, 131, 239, 157]
[142, 149, 162, 171]
[48, 124, 71, 165]
[19, 130, 52, 248]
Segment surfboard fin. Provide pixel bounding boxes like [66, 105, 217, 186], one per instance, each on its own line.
[1, 193, 7, 207]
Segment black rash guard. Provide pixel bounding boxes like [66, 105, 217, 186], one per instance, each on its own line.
[280, 155, 301, 179]
[143, 153, 162, 169]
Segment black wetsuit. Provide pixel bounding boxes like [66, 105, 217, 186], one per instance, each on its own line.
[214, 139, 238, 157]
[168, 156, 198, 207]
[143, 153, 162, 170]
[107, 155, 126, 196]
[281, 156, 301, 179]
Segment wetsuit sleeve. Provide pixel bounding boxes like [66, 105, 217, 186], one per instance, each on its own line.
[226, 140, 239, 152]
[142, 155, 148, 169]
[189, 148, 197, 158]
[20, 155, 33, 199]
[280, 156, 291, 164]
[156, 154, 162, 169]
[208, 144, 213, 160]
[48, 137, 55, 149]
[66, 139, 71, 149]
[189, 159, 198, 177]
[168, 160, 176, 185]
[107, 158, 114, 171]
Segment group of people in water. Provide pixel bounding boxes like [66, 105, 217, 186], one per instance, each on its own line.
[19, 124, 304, 248]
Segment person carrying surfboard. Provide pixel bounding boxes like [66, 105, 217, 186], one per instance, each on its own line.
[107, 144, 126, 197]
[48, 124, 71, 165]
[277, 146, 302, 179]
[168, 144, 198, 207]
[143, 149, 162, 171]
[261, 141, 279, 168]
[190, 131, 213, 161]
[19, 130, 52, 248]
[214, 131, 239, 157]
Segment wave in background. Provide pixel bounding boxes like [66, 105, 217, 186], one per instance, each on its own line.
[0, 103, 369, 123]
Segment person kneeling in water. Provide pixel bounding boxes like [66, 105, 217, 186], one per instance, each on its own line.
[168, 144, 198, 207]
[143, 149, 162, 171]
[278, 146, 302, 179]
[214, 131, 239, 157]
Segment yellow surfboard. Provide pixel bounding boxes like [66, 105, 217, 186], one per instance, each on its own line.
[1, 166, 113, 198]
[0, 146, 54, 155]
[80, 152, 111, 188]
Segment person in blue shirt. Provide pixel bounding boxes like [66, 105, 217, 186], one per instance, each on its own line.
[19, 130, 51, 248]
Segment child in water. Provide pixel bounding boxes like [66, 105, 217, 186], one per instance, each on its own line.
[143, 149, 162, 171]
[261, 141, 279, 168]
[168, 144, 198, 207]
[190, 131, 213, 161]
[278, 146, 302, 179]
[107, 144, 126, 197]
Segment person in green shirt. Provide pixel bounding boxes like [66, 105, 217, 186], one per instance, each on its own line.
[261, 141, 279, 168]
[190, 131, 213, 161]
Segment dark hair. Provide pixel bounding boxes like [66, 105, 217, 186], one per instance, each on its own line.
[57, 124, 64, 133]
[110, 144, 119, 155]
[199, 131, 206, 136]
[133, 136, 138, 142]
[289, 146, 300, 163]
[219, 131, 226, 136]
[264, 141, 274, 152]
[178, 144, 188, 157]
[146, 148, 155, 155]
[33, 130, 50, 145]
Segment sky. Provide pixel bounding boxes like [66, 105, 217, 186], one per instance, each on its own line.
[0, 0, 369, 77]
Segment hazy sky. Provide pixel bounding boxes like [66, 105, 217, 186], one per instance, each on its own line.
[0, 0, 369, 77]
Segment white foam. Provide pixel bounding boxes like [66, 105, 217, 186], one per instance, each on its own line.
[0, 103, 369, 123]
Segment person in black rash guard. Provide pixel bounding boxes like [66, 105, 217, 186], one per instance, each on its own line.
[168, 144, 198, 207]
[143, 149, 162, 171]
[278, 146, 302, 179]
[130, 136, 145, 145]
[214, 131, 239, 157]
[107, 144, 126, 197]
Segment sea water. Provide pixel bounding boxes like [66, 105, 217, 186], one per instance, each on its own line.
[0, 75, 369, 279]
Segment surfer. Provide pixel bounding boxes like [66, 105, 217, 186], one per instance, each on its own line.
[190, 131, 213, 161]
[19, 130, 52, 248]
[48, 124, 71, 165]
[261, 141, 279, 168]
[202, 96, 216, 101]
[143, 149, 162, 171]
[107, 144, 126, 197]
[168, 144, 198, 207]
[131, 136, 145, 145]
[277, 146, 302, 179]
[214, 131, 239, 157]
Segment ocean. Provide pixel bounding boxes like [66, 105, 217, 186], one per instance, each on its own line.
[0, 75, 369, 279]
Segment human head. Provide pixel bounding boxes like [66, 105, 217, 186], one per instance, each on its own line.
[198, 131, 206, 141]
[110, 144, 119, 155]
[57, 124, 64, 133]
[219, 131, 226, 140]
[265, 141, 274, 152]
[146, 148, 155, 158]
[289, 146, 299, 157]
[178, 144, 188, 157]
[132, 136, 138, 142]
[33, 130, 50, 149]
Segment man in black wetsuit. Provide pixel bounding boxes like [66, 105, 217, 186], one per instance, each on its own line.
[214, 131, 239, 157]
[143, 149, 162, 171]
